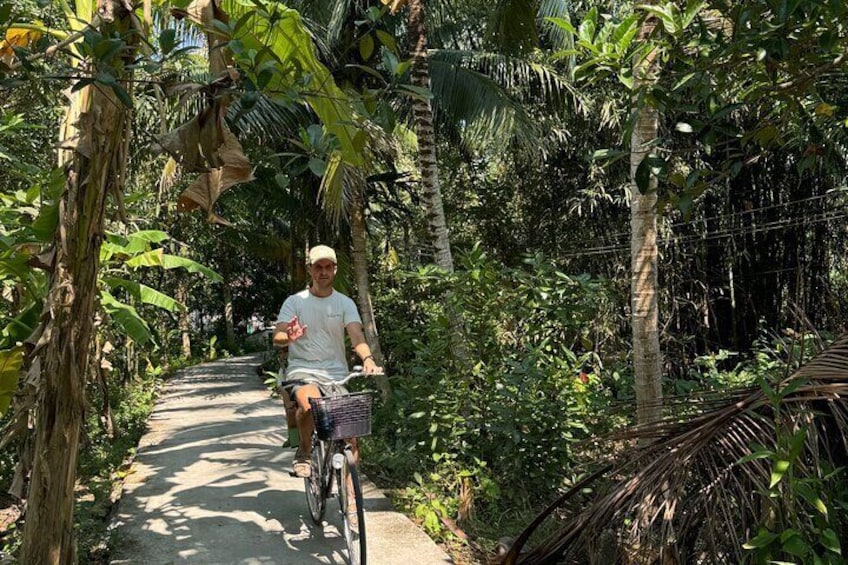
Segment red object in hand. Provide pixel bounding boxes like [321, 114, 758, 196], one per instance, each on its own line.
[286, 316, 307, 342]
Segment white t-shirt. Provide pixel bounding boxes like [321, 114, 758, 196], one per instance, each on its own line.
[277, 288, 362, 381]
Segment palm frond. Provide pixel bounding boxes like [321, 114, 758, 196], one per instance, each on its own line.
[434, 49, 584, 115]
[507, 333, 848, 564]
[429, 55, 536, 154]
[228, 94, 315, 145]
[537, 0, 575, 52]
[423, 0, 487, 51]
[325, 0, 354, 50]
[323, 118, 401, 226]
[428, 49, 583, 155]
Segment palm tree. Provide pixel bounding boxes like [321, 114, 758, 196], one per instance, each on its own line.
[378, 0, 580, 363]
[233, 0, 578, 367]
[400, 0, 474, 364]
[629, 5, 663, 426]
[404, 0, 456, 274]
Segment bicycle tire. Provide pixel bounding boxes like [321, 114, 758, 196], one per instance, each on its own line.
[304, 436, 326, 524]
[337, 449, 366, 565]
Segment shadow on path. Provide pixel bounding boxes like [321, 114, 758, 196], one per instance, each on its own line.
[110, 355, 452, 565]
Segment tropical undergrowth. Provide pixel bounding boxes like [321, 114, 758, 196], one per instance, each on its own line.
[363, 247, 628, 552]
[502, 331, 848, 565]
[365, 246, 848, 563]
[74, 363, 161, 564]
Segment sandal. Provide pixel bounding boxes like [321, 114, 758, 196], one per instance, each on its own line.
[293, 449, 312, 478]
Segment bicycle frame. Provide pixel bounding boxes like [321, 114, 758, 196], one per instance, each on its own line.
[297, 370, 370, 564]
[313, 437, 354, 498]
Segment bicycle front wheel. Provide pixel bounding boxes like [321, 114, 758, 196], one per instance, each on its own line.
[337, 449, 366, 565]
[304, 437, 327, 524]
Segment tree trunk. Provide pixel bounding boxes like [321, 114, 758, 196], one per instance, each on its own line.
[21, 3, 136, 561]
[223, 281, 236, 352]
[220, 249, 236, 352]
[350, 176, 390, 398]
[176, 245, 191, 359]
[630, 10, 663, 426]
[407, 0, 452, 272]
[406, 0, 469, 364]
[176, 265, 192, 359]
[126, 338, 139, 381]
[92, 329, 116, 438]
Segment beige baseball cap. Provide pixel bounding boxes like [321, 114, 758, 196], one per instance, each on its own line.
[308, 245, 337, 265]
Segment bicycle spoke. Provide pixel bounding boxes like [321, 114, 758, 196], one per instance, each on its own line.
[304, 437, 326, 524]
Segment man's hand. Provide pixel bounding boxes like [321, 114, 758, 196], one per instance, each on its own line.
[286, 316, 307, 342]
[362, 356, 384, 375]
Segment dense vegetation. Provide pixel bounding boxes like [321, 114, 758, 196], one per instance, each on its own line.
[0, 0, 846, 563]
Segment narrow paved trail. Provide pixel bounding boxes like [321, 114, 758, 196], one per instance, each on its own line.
[110, 354, 453, 565]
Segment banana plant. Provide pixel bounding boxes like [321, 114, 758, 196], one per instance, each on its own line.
[158, 0, 366, 226]
[99, 229, 222, 346]
[0, 178, 221, 415]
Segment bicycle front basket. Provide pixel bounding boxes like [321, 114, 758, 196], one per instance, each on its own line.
[309, 392, 373, 440]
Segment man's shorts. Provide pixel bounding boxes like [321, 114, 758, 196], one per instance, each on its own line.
[281, 372, 342, 403]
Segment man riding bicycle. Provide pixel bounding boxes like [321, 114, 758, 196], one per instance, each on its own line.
[273, 245, 383, 478]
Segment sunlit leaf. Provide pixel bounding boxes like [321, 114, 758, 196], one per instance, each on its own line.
[769, 459, 790, 488]
[103, 277, 185, 312]
[0, 347, 23, 416]
[125, 249, 223, 282]
[359, 32, 374, 60]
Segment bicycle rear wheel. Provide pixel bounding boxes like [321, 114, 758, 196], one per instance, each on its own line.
[304, 437, 326, 524]
[337, 449, 366, 564]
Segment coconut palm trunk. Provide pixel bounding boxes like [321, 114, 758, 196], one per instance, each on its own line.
[406, 0, 452, 271]
[21, 2, 137, 561]
[630, 10, 663, 426]
[406, 0, 469, 364]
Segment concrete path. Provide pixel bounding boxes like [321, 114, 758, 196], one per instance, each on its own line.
[110, 355, 453, 565]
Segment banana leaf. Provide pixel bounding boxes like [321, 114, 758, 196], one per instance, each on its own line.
[102, 277, 186, 312]
[125, 249, 223, 282]
[100, 290, 153, 345]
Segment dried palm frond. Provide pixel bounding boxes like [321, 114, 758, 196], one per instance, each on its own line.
[505, 333, 848, 565]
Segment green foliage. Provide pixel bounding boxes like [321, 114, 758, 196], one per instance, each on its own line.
[74, 361, 162, 563]
[548, 0, 848, 215]
[675, 333, 848, 564]
[100, 290, 153, 346]
[216, 0, 366, 166]
[206, 335, 218, 360]
[740, 377, 848, 564]
[369, 246, 620, 536]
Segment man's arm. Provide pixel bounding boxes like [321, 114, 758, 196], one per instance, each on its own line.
[346, 322, 381, 373]
[272, 322, 289, 349]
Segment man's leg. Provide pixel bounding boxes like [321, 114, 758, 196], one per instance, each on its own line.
[293, 384, 321, 477]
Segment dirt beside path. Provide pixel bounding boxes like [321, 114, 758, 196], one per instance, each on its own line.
[110, 354, 453, 565]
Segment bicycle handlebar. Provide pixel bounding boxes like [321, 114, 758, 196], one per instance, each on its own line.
[283, 366, 382, 388]
[335, 367, 367, 385]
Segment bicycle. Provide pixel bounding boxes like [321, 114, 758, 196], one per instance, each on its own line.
[286, 368, 372, 565]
